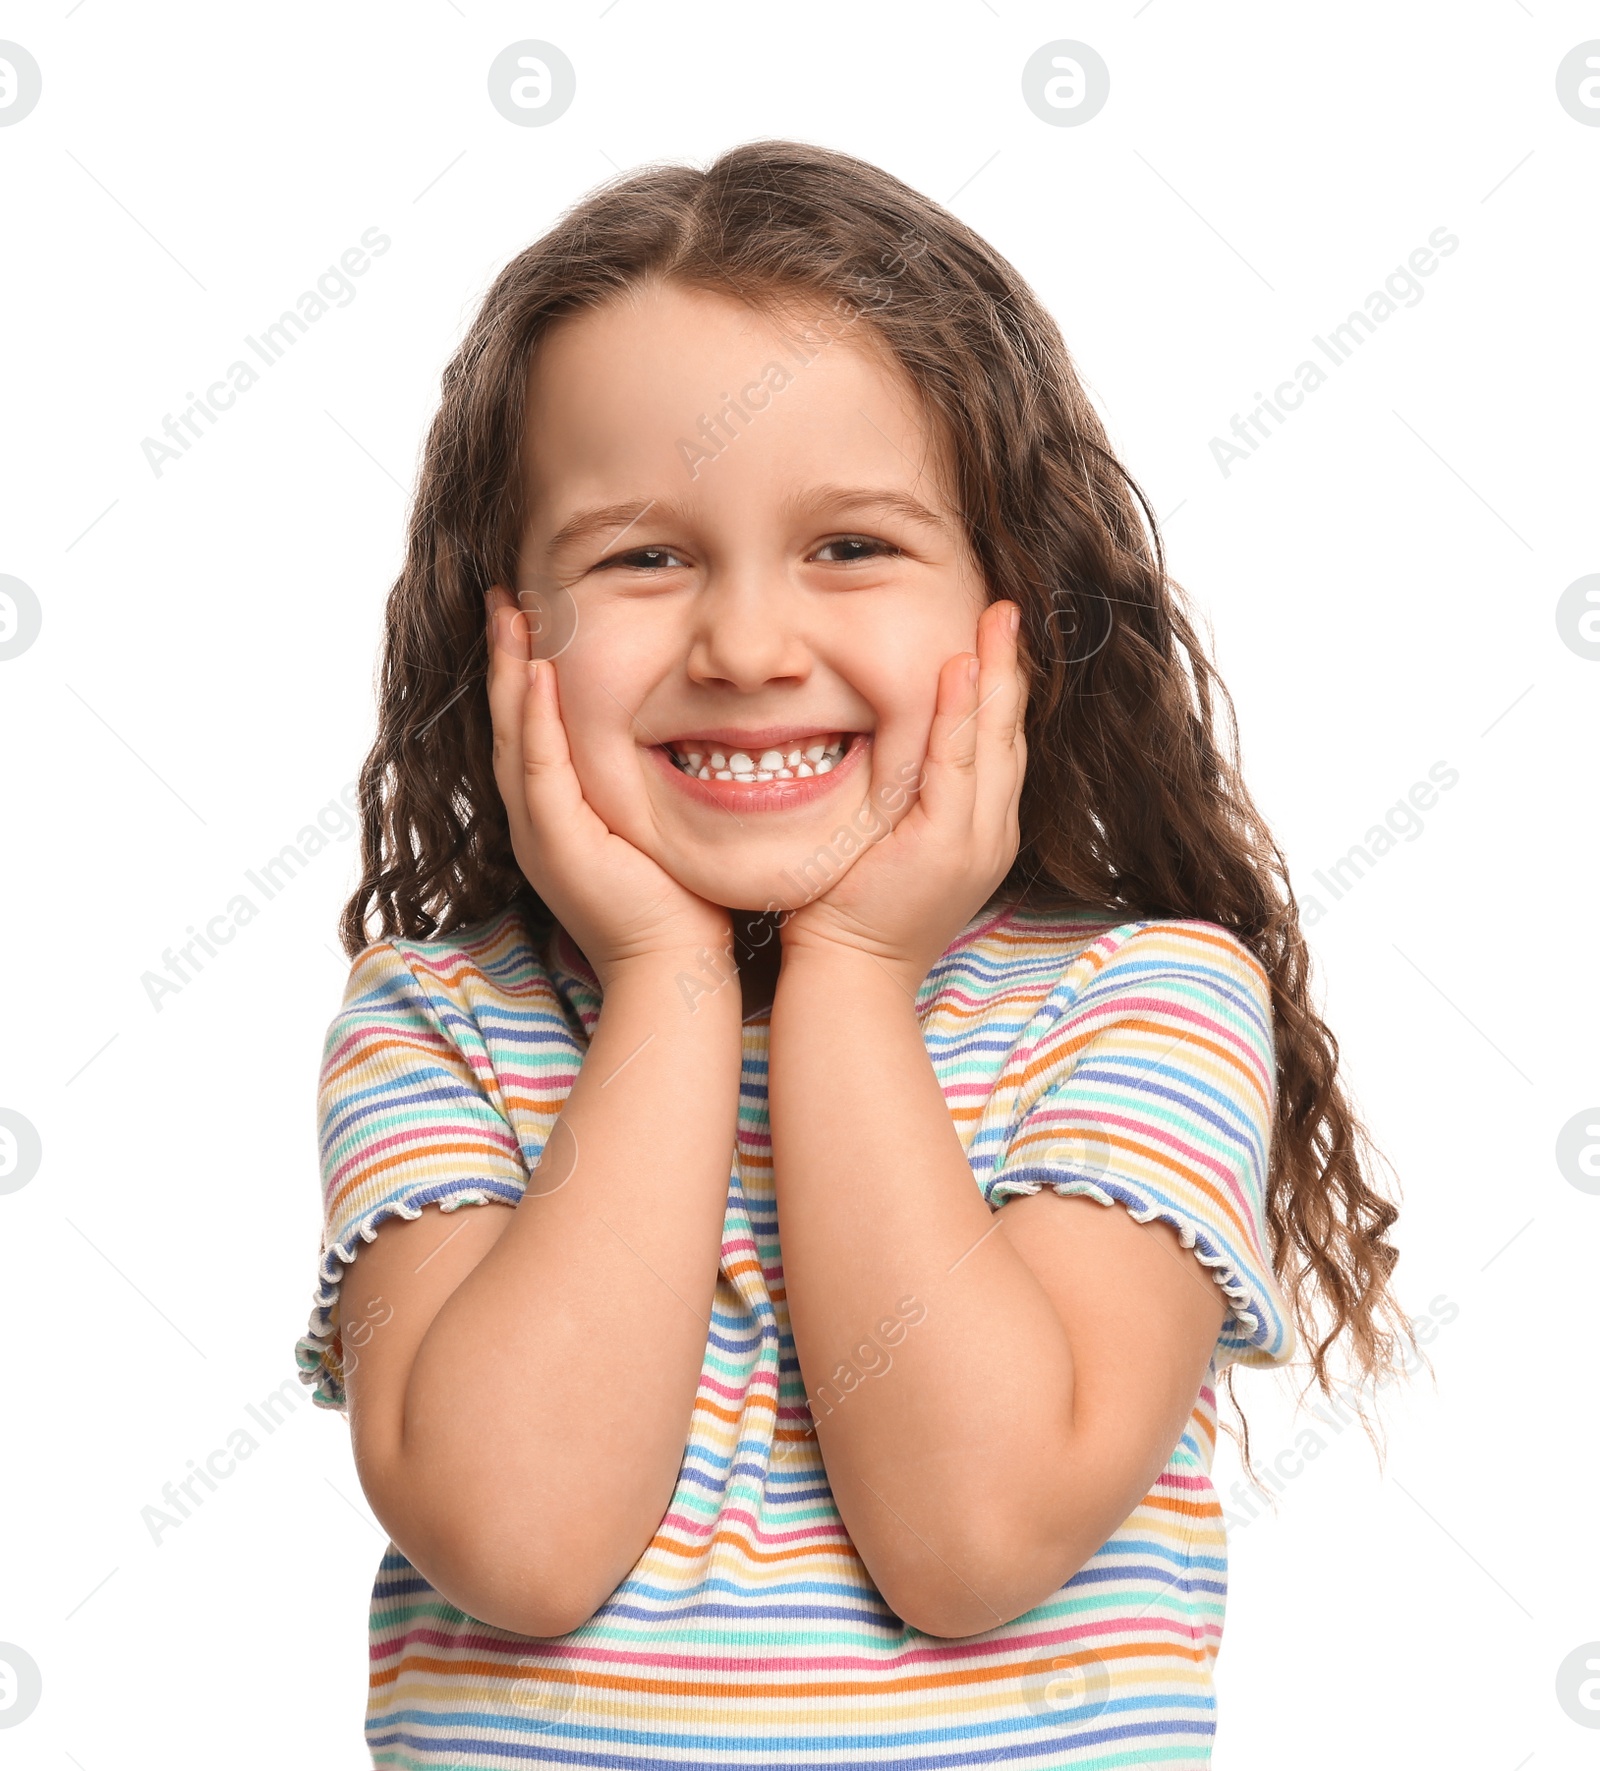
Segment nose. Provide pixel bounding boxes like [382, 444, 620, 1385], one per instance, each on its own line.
[685, 568, 811, 693]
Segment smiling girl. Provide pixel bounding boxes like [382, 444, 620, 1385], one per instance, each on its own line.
[295, 142, 1416, 1769]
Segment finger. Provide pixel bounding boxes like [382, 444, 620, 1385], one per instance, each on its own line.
[918, 648, 982, 826]
[1008, 606, 1031, 832]
[485, 587, 533, 827]
[489, 584, 538, 793]
[1006, 627, 1029, 828]
[961, 606, 1024, 887]
[518, 656, 599, 850]
[484, 589, 596, 866]
[984, 602, 1031, 829]
[1011, 604, 1031, 741]
[998, 721, 1027, 877]
[1006, 723, 1028, 829]
[974, 601, 1025, 769]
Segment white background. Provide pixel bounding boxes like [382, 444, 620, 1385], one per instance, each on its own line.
[1, 2, 1596, 1766]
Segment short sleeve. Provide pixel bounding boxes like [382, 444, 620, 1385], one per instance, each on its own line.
[984, 920, 1297, 1370]
[293, 939, 532, 1411]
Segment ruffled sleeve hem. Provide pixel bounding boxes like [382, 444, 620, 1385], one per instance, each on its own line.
[294, 1179, 521, 1413]
[984, 1166, 1297, 1368]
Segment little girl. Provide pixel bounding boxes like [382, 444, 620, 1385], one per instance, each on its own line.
[295, 141, 1415, 1769]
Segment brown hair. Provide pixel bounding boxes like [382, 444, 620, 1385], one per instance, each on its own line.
[340, 139, 1421, 1481]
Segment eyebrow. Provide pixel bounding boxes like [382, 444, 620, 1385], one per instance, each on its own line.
[544, 499, 666, 556]
[784, 484, 951, 532]
[543, 485, 950, 557]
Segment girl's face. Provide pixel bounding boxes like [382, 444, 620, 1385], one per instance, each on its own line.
[511, 280, 989, 913]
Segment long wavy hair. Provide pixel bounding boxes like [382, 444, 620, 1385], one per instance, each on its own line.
[339, 139, 1420, 1481]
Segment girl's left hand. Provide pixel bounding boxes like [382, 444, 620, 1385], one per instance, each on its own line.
[779, 599, 1028, 994]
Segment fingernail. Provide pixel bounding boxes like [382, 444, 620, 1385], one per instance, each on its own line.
[1006, 602, 1020, 636]
[967, 655, 980, 684]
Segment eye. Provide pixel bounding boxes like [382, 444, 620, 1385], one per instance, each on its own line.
[599, 545, 691, 572]
[811, 534, 902, 564]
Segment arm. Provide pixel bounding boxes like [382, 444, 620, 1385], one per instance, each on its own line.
[769, 600, 1226, 1637]
[769, 943, 1225, 1638]
[339, 591, 743, 1639]
[343, 949, 740, 1640]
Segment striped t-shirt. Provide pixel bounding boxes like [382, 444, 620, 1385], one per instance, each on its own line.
[295, 897, 1297, 1769]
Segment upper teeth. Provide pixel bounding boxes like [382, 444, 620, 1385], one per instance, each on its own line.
[668, 734, 850, 780]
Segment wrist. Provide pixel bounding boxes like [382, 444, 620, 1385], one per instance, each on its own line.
[776, 930, 929, 1008]
[594, 938, 740, 1008]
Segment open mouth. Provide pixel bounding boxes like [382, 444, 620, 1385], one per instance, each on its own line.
[663, 732, 853, 782]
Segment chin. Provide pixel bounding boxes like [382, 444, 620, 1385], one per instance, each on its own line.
[661, 842, 859, 916]
[680, 865, 819, 916]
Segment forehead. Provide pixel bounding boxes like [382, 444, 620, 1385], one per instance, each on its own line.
[520, 282, 956, 524]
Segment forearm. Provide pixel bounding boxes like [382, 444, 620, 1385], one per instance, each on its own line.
[389, 952, 741, 1632]
[769, 944, 1079, 1635]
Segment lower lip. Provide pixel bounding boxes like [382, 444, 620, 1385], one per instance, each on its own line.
[649, 734, 868, 813]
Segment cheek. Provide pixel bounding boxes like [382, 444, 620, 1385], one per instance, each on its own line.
[550, 653, 649, 816]
[846, 590, 982, 703]
[845, 626, 961, 745]
[844, 602, 982, 817]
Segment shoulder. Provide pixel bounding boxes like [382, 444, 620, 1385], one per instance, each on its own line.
[930, 904, 1277, 1126]
[924, 899, 1126, 1011]
[1069, 916, 1274, 1019]
[338, 905, 561, 1024]
[316, 906, 583, 1163]
[934, 900, 1271, 1019]
[323, 905, 588, 1086]
[1038, 915, 1277, 1089]
[982, 913, 1294, 1367]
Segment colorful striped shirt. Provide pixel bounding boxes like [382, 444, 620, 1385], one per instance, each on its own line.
[295, 897, 1297, 1768]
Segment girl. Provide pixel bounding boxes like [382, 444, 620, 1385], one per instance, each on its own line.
[295, 141, 1416, 1768]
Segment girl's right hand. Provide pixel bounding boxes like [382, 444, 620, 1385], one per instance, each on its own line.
[485, 586, 731, 986]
